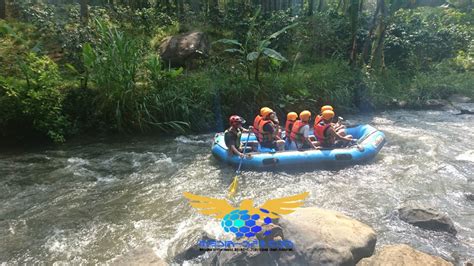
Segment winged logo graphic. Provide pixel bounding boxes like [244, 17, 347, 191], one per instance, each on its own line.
[183, 192, 309, 238]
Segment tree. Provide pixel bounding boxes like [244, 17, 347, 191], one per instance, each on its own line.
[0, 0, 6, 19]
[308, 0, 315, 15]
[80, 0, 89, 24]
[216, 22, 298, 81]
[348, 0, 361, 66]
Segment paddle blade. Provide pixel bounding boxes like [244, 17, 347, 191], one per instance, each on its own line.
[228, 176, 238, 198]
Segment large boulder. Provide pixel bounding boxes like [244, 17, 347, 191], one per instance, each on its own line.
[398, 206, 457, 235]
[278, 207, 377, 265]
[357, 244, 452, 266]
[159, 31, 209, 67]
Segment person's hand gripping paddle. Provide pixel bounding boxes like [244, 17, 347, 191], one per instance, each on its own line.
[228, 132, 251, 198]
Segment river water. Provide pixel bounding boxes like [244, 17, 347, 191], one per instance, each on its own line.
[1, 106, 473, 264]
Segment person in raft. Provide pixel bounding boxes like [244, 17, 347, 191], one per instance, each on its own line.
[253, 107, 272, 143]
[224, 115, 252, 158]
[289, 110, 319, 150]
[284, 112, 298, 150]
[314, 110, 353, 148]
[314, 105, 347, 136]
[258, 108, 285, 151]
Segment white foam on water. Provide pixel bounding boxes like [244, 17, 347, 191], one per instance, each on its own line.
[96, 175, 118, 183]
[154, 218, 197, 259]
[174, 135, 210, 145]
[66, 157, 90, 166]
[455, 150, 474, 162]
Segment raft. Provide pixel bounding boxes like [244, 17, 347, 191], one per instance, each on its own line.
[211, 124, 385, 169]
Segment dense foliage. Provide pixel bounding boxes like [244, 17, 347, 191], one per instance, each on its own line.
[0, 0, 472, 144]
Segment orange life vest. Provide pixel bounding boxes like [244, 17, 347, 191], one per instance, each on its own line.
[313, 115, 323, 132]
[314, 121, 332, 145]
[285, 120, 295, 140]
[258, 119, 277, 143]
[253, 115, 263, 141]
[290, 120, 308, 142]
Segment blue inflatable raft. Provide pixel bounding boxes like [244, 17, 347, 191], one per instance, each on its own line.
[211, 124, 385, 169]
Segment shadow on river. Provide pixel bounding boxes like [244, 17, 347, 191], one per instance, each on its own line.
[0, 105, 473, 264]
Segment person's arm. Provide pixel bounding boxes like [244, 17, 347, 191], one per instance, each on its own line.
[239, 126, 253, 133]
[329, 127, 352, 141]
[303, 126, 317, 149]
[230, 145, 245, 157]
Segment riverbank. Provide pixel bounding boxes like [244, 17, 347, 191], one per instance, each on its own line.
[1, 3, 473, 145]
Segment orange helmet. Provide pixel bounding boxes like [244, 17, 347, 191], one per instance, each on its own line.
[321, 110, 334, 120]
[287, 112, 298, 121]
[260, 107, 271, 116]
[261, 108, 274, 118]
[299, 110, 311, 122]
[321, 105, 333, 112]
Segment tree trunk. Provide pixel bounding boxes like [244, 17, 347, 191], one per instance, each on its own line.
[360, 0, 381, 64]
[317, 0, 324, 11]
[178, 0, 184, 14]
[80, 0, 89, 24]
[308, 0, 314, 15]
[369, 0, 386, 70]
[349, 0, 360, 66]
[255, 56, 260, 81]
[0, 0, 6, 19]
[210, 0, 218, 17]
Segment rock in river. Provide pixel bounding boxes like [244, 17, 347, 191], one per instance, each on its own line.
[203, 207, 377, 265]
[398, 206, 457, 235]
[357, 244, 452, 265]
[278, 207, 377, 265]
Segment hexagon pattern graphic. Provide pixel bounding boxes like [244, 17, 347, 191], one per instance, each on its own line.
[221, 209, 273, 238]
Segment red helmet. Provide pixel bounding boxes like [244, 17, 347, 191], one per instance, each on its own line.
[229, 115, 245, 126]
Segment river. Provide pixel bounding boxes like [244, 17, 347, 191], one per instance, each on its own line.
[0, 106, 473, 264]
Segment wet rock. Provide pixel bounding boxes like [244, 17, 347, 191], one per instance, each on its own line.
[112, 247, 166, 265]
[465, 260, 473, 266]
[207, 224, 284, 265]
[466, 193, 474, 202]
[159, 31, 209, 67]
[398, 206, 457, 235]
[456, 109, 474, 115]
[210, 248, 280, 265]
[424, 99, 449, 109]
[448, 94, 472, 103]
[278, 207, 377, 265]
[357, 244, 452, 265]
[172, 230, 213, 263]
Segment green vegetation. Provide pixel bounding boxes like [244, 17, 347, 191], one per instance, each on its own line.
[0, 0, 472, 144]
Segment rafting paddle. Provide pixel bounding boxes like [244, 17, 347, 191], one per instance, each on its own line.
[228, 131, 251, 198]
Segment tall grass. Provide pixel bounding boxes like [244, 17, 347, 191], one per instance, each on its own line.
[83, 20, 189, 133]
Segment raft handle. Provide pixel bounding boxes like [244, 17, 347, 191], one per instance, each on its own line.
[262, 158, 279, 165]
[335, 154, 352, 160]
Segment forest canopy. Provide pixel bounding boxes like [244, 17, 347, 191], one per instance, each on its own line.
[0, 0, 472, 143]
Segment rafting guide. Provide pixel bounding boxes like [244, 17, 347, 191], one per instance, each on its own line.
[183, 192, 309, 251]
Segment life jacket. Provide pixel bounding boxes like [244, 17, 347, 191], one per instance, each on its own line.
[258, 119, 277, 143]
[224, 127, 241, 150]
[253, 115, 263, 141]
[285, 120, 295, 140]
[314, 115, 323, 127]
[314, 121, 332, 145]
[290, 120, 308, 142]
